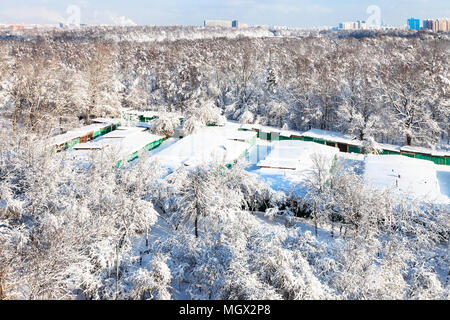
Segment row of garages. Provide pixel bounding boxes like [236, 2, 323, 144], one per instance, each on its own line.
[45, 119, 122, 153]
[46, 118, 165, 166]
[72, 126, 165, 166]
[239, 124, 450, 166]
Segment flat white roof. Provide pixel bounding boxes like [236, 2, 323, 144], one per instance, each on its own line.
[46, 131, 83, 147]
[432, 150, 450, 157]
[377, 143, 401, 152]
[400, 145, 450, 157]
[46, 122, 114, 147]
[73, 132, 164, 158]
[115, 132, 164, 157]
[257, 140, 339, 170]
[70, 122, 114, 134]
[101, 127, 146, 138]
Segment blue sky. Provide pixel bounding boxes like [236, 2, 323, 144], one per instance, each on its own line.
[0, 0, 449, 27]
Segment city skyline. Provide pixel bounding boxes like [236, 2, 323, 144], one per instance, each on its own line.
[0, 0, 449, 28]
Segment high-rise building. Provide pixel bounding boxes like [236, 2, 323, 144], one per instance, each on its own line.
[437, 19, 448, 32]
[422, 18, 450, 32]
[407, 18, 420, 30]
[423, 19, 433, 30]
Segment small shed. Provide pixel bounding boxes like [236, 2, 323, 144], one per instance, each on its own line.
[140, 111, 159, 123]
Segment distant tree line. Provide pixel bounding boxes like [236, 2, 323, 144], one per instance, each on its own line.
[0, 27, 448, 147]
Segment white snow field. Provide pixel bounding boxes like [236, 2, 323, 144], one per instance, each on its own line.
[150, 123, 256, 170]
[364, 154, 449, 203]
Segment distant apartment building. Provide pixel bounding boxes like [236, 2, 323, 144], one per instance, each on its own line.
[204, 20, 248, 28]
[338, 21, 367, 30]
[407, 18, 420, 30]
[10, 24, 25, 31]
[423, 19, 434, 30]
[422, 18, 450, 32]
[339, 22, 357, 30]
[204, 20, 232, 28]
[437, 18, 449, 31]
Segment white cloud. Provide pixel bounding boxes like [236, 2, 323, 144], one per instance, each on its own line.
[109, 14, 137, 26]
[91, 10, 137, 26]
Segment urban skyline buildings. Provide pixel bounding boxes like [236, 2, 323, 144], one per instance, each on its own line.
[409, 17, 450, 32]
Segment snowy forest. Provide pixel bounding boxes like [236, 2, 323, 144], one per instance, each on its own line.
[0, 26, 449, 300]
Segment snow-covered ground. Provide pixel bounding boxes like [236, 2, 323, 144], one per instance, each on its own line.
[364, 154, 449, 203]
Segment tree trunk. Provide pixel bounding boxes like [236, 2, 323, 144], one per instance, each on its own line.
[195, 216, 199, 238]
[406, 134, 412, 146]
[12, 101, 20, 135]
[85, 108, 91, 125]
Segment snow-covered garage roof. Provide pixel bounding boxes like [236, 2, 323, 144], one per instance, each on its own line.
[153, 126, 252, 169]
[101, 127, 146, 139]
[257, 140, 339, 170]
[46, 122, 116, 148]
